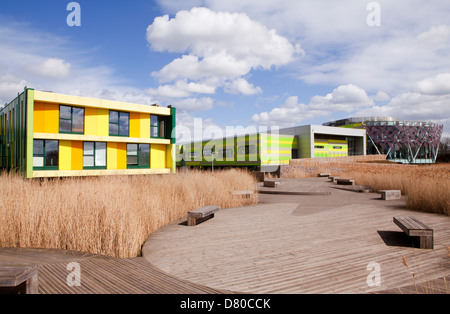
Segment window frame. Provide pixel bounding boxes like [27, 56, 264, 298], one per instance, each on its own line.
[33, 139, 59, 170]
[109, 110, 129, 137]
[126, 143, 150, 169]
[150, 115, 166, 139]
[83, 142, 107, 170]
[59, 105, 85, 134]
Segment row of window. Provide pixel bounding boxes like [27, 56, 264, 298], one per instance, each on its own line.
[314, 145, 344, 149]
[59, 105, 167, 138]
[189, 145, 258, 158]
[33, 140, 152, 170]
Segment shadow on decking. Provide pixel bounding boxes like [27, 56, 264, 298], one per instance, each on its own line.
[377, 230, 419, 248]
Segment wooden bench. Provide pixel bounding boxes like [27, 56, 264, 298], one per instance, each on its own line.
[393, 216, 434, 249]
[317, 173, 330, 177]
[263, 180, 280, 188]
[329, 176, 339, 182]
[231, 190, 254, 198]
[187, 206, 220, 226]
[379, 190, 401, 200]
[336, 179, 355, 185]
[0, 265, 38, 294]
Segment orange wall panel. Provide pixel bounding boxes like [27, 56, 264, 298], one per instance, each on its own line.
[71, 141, 83, 170]
[116, 142, 127, 169]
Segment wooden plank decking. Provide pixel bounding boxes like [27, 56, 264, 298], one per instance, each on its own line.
[144, 177, 450, 294]
[0, 248, 228, 294]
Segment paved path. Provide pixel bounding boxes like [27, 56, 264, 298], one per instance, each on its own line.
[143, 177, 450, 294]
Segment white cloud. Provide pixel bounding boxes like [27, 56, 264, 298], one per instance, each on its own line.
[171, 97, 214, 112]
[224, 78, 262, 96]
[147, 79, 216, 99]
[156, 1, 450, 98]
[412, 73, 450, 96]
[309, 84, 374, 112]
[147, 7, 301, 101]
[147, 7, 301, 67]
[251, 84, 373, 126]
[372, 91, 390, 102]
[417, 25, 450, 46]
[29, 58, 71, 79]
[354, 73, 450, 136]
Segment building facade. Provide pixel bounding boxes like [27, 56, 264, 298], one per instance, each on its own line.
[323, 117, 443, 164]
[178, 125, 366, 170]
[0, 88, 176, 178]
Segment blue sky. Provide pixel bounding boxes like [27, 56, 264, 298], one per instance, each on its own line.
[1, 0, 449, 139]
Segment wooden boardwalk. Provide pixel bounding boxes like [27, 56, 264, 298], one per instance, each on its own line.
[144, 177, 450, 294]
[0, 248, 227, 294]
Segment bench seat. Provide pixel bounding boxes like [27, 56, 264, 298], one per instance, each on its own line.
[0, 265, 38, 294]
[379, 190, 401, 200]
[393, 216, 434, 249]
[187, 206, 220, 226]
[336, 179, 355, 185]
[263, 181, 280, 188]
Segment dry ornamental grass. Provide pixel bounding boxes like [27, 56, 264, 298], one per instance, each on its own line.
[0, 169, 257, 258]
[285, 159, 449, 216]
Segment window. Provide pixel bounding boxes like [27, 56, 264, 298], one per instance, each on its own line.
[218, 149, 233, 158]
[127, 144, 150, 168]
[60, 105, 84, 134]
[33, 140, 58, 170]
[189, 152, 198, 159]
[237, 145, 256, 155]
[109, 111, 129, 136]
[203, 148, 214, 157]
[333, 146, 343, 149]
[150, 115, 166, 138]
[314, 145, 325, 149]
[83, 142, 107, 169]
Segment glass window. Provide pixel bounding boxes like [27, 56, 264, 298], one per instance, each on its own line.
[119, 112, 129, 136]
[59, 105, 84, 134]
[110, 111, 129, 136]
[151, 115, 166, 138]
[150, 115, 159, 138]
[60, 105, 72, 120]
[127, 144, 138, 166]
[109, 111, 118, 124]
[139, 144, 150, 167]
[95, 142, 107, 167]
[83, 142, 107, 169]
[45, 140, 59, 168]
[34, 140, 58, 169]
[33, 140, 44, 168]
[127, 143, 150, 168]
[72, 107, 85, 133]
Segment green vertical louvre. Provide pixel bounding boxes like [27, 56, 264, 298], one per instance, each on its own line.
[168, 107, 176, 144]
[0, 88, 29, 176]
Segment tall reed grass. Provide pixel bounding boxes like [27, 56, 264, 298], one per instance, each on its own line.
[340, 164, 449, 216]
[0, 169, 257, 258]
[285, 161, 449, 216]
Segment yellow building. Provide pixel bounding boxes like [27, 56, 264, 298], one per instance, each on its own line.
[0, 87, 176, 178]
